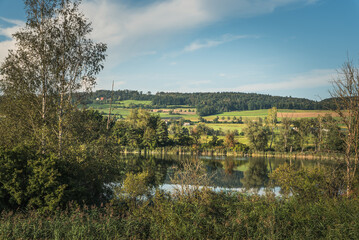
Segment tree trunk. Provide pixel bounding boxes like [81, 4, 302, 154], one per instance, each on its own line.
[269, 127, 274, 149]
[58, 91, 64, 158]
[41, 77, 47, 154]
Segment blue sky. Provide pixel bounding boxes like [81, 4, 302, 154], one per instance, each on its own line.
[1, 0, 359, 100]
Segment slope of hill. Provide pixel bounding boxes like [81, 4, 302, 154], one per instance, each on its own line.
[82, 90, 335, 116]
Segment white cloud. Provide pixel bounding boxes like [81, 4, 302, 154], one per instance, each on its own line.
[0, 17, 24, 27]
[219, 73, 228, 78]
[237, 69, 336, 92]
[162, 34, 256, 59]
[0, 18, 24, 64]
[80, 0, 318, 62]
[0, 0, 319, 78]
[0, 40, 14, 64]
[184, 34, 253, 52]
[114, 81, 126, 88]
[80, 0, 211, 63]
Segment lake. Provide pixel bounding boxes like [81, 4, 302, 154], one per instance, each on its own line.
[119, 154, 331, 194]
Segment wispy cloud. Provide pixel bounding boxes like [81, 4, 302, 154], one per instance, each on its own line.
[237, 69, 336, 92]
[184, 34, 254, 52]
[80, 0, 318, 63]
[0, 0, 319, 79]
[162, 34, 256, 59]
[114, 81, 126, 88]
[0, 18, 24, 64]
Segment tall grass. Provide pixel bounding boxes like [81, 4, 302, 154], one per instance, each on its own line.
[1, 192, 359, 239]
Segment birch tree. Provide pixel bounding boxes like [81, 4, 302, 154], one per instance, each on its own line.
[0, 0, 107, 156]
[330, 59, 359, 197]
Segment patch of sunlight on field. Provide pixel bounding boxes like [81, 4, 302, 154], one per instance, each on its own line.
[94, 108, 131, 117]
[205, 123, 245, 132]
[117, 100, 152, 106]
[218, 109, 269, 117]
[88, 103, 112, 109]
[157, 113, 183, 119]
[203, 110, 269, 121]
[178, 114, 200, 120]
[237, 136, 249, 145]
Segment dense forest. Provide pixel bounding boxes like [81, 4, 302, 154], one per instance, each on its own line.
[85, 90, 335, 116]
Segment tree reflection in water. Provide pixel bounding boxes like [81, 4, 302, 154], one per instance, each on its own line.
[241, 158, 269, 189]
[118, 155, 327, 191]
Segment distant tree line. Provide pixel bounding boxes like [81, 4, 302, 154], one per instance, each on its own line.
[84, 89, 153, 103]
[84, 90, 336, 116]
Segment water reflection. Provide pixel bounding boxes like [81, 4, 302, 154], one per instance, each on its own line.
[118, 154, 330, 190]
[241, 158, 268, 188]
[121, 155, 175, 188]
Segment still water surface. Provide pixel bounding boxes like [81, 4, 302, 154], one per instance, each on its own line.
[120, 154, 330, 193]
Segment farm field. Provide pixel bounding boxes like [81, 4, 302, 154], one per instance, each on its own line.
[205, 123, 245, 132]
[192, 134, 249, 146]
[204, 109, 338, 121]
[277, 110, 338, 119]
[88, 100, 337, 121]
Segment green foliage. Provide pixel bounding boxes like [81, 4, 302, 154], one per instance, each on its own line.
[275, 117, 298, 152]
[232, 142, 250, 152]
[0, 107, 121, 211]
[0, 145, 65, 211]
[112, 109, 169, 149]
[0, 0, 107, 156]
[119, 172, 150, 200]
[244, 118, 270, 151]
[207, 136, 223, 147]
[224, 132, 236, 148]
[169, 123, 192, 146]
[321, 115, 344, 152]
[270, 163, 345, 201]
[0, 0, 115, 211]
[292, 118, 313, 152]
[241, 158, 269, 188]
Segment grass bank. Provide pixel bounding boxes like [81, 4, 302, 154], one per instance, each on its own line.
[1, 192, 359, 239]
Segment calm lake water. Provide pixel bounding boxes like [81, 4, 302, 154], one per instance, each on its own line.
[119, 154, 331, 193]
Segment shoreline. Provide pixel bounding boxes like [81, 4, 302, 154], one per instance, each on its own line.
[118, 147, 345, 161]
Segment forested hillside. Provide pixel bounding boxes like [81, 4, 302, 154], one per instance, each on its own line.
[85, 90, 335, 116]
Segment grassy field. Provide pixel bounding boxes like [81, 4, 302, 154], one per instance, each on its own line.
[116, 100, 152, 107]
[205, 123, 245, 132]
[212, 109, 269, 117]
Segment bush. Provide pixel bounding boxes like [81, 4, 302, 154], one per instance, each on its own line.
[117, 171, 150, 201]
[0, 145, 65, 212]
[270, 163, 345, 201]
